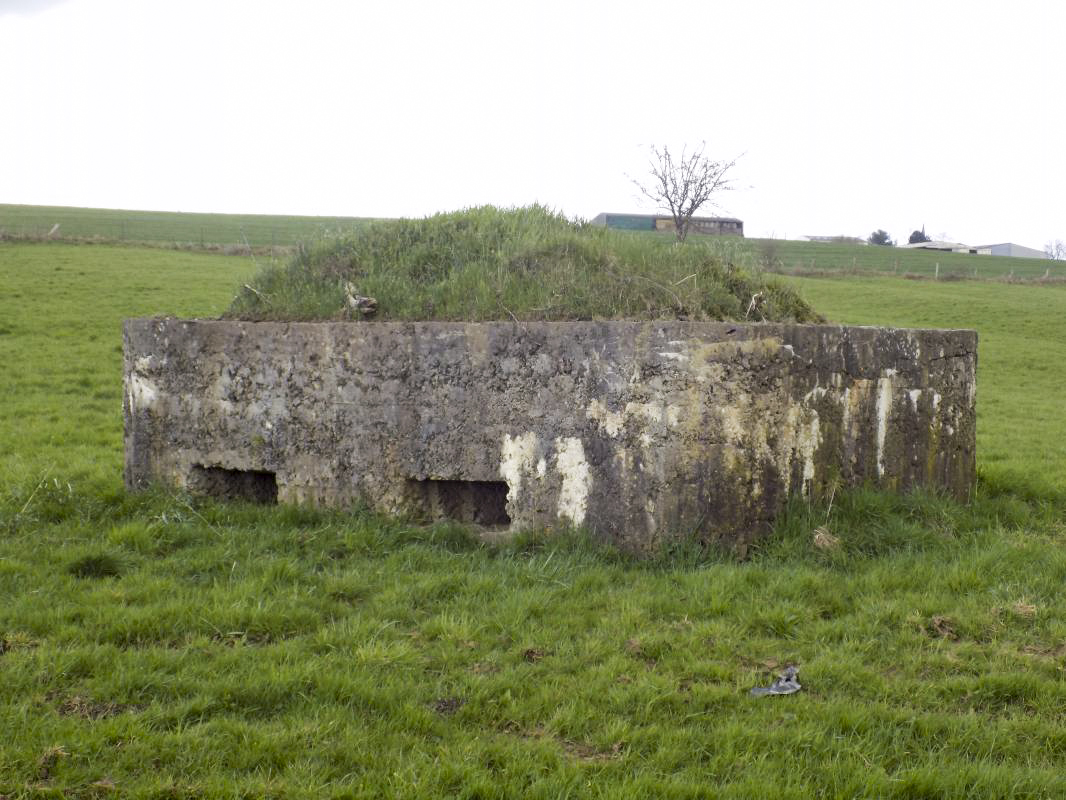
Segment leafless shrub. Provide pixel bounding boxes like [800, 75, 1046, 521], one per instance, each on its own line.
[630, 143, 739, 242]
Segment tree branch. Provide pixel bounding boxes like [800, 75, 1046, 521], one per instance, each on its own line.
[630, 143, 740, 242]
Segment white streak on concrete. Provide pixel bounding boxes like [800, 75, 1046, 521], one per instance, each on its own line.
[536, 458, 546, 478]
[908, 389, 922, 411]
[587, 399, 682, 437]
[876, 375, 894, 477]
[500, 432, 538, 504]
[793, 409, 822, 492]
[798, 413, 821, 491]
[804, 385, 827, 403]
[779, 404, 821, 495]
[658, 351, 688, 362]
[554, 437, 590, 526]
[127, 374, 158, 410]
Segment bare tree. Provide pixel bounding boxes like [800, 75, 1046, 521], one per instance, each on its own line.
[1044, 239, 1066, 260]
[631, 143, 739, 242]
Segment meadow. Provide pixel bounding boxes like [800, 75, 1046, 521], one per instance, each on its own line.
[2, 240, 1066, 798]
[0, 204, 373, 250]
[751, 238, 1061, 280]
[3, 202, 1059, 281]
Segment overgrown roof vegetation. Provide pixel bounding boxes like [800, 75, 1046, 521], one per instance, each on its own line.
[225, 205, 823, 323]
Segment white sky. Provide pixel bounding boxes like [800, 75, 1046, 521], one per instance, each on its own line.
[2, 0, 1063, 246]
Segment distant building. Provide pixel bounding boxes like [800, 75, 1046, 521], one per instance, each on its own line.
[974, 242, 1048, 259]
[900, 240, 1049, 259]
[804, 235, 868, 245]
[899, 240, 979, 254]
[591, 212, 743, 237]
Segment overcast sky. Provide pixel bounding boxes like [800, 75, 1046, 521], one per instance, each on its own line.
[2, 0, 1063, 246]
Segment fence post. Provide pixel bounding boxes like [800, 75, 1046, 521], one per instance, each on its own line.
[935, 262, 939, 280]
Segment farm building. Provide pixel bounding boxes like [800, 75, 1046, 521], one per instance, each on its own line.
[974, 242, 1048, 259]
[901, 240, 1049, 259]
[804, 235, 868, 245]
[591, 212, 743, 237]
[900, 240, 980, 254]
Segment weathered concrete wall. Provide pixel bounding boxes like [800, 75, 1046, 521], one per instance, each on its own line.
[124, 319, 976, 553]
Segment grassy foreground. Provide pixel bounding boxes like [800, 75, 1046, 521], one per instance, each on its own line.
[227, 206, 820, 323]
[2, 242, 1066, 797]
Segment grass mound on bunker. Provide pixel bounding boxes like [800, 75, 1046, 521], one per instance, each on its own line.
[226, 205, 822, 323]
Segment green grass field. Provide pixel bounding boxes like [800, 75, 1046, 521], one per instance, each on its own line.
[0, 204, 373, 249]
[2, 240, 1066, 798]
[3, 203, 1059, 281]
[752, 238, 1061, 280]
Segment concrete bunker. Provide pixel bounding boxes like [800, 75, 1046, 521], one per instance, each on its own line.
[124, 319, 977, 554]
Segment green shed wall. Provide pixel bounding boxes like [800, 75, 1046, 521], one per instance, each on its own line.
[605, 214, 655, 231]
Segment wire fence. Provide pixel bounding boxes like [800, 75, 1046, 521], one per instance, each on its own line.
[768, 257, 1061, 282]
[749, 239, 1063, 282]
